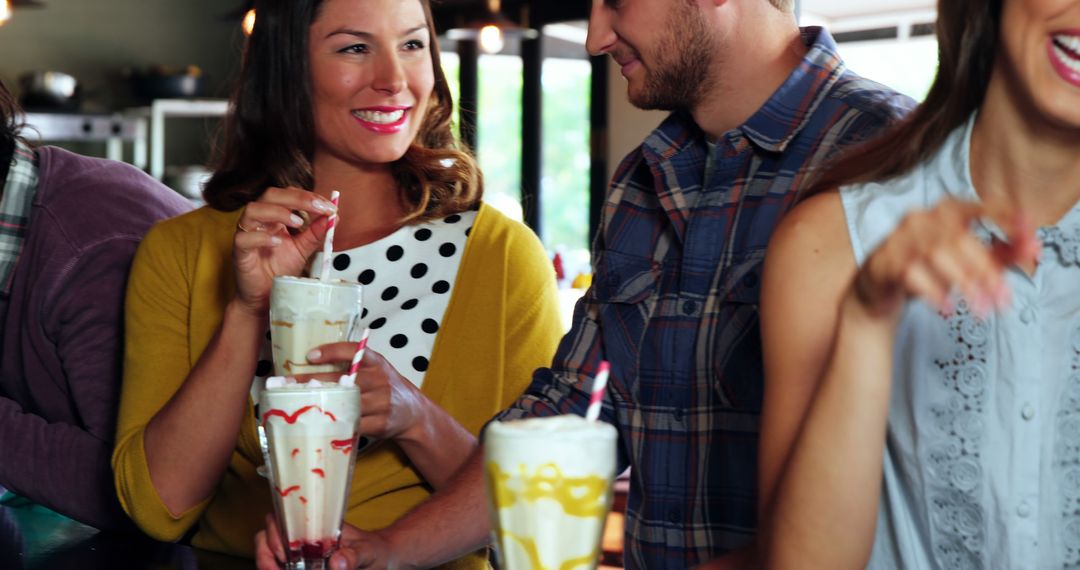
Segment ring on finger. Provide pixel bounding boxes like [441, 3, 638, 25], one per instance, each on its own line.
[237, 221, 260, 233]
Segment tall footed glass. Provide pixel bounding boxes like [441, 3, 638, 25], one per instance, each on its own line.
[484, 416, 618, 570]
[258, 384, 362, 570]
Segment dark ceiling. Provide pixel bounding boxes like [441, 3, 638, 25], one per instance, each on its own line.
[430, 0, 588, 31]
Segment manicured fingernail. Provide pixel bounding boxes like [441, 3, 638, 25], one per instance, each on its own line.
[335, 559, 348, 570]
[269, 236, 283, 246]
[290, 214, 304, 227]
[307, 349, 321, 361]
[313, 199, 336, 213]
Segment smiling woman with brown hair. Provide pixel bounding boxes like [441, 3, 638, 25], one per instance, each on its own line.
[111, 0, 562, 565]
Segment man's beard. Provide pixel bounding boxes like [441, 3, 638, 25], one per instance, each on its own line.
[629, 3, 717, 111]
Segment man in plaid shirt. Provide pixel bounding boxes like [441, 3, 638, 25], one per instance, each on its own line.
[270, 1, 915, 568]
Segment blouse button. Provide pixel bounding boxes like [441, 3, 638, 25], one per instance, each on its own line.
[1020, 306, 1036, 325]
[1021, 404, 1036, 421]
[1017, 501, 1032, 518]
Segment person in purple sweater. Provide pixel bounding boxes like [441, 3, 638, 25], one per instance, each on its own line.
[0, 79, 191, 531]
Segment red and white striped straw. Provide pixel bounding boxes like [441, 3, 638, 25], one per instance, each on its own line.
[318, 190, 341, 282]
[584, 360, 611, 422]
[339, 328, 370, 387]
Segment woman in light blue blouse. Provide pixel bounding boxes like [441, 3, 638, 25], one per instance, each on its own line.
[756, 0, 1080, 567]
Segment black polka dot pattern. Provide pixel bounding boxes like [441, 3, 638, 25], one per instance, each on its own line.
[299, 209, 477, 392]
[255, 359, 273, 377]
[333, 254, 351, 271]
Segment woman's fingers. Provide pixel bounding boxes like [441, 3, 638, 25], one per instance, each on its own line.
[260, 186, 338, 217]
[855, 199, 1028, 319]
[306, 341, 365, 365]
[265, 512, 286, 562]
[240, 201, 307, 235]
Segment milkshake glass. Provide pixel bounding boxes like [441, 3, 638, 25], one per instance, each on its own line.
[269, 276, 363, 375]
[484, 415, 618, 570]
[259, 381, 362, 570]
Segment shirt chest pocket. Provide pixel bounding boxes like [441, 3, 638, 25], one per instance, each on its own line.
[592, 250, 661, 305]
[721, 248, 766, 306]
[591, 250, 660, 381]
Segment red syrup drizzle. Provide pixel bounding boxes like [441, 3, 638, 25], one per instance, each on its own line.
[330, 438, 355, 454]
[276, 485, 301, 497]
[263, 405, 337, 425]
[312, 468, 325, 478]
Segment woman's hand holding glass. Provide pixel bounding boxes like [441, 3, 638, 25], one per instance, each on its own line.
[232, 186, 337, 316]
[301, 342, 426, 441]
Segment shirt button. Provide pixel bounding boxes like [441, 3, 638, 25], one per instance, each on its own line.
[1021, 404, 1036, 421]
[682, 300, 697, 315]
[668, 508, 681, 523]
[1017, 501, 1032, 518]
[1020, 307, 1035, 324]
[673, 409, 684, 422]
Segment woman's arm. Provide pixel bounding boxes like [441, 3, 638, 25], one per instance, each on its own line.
[757, 191, 884, 567]
[114, 189, 334, 538]
[761, 196, 1039, 568]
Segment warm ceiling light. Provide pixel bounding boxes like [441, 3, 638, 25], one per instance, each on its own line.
[242, 8, 256, 36]
[444, 0, 537, 55]
[0, 1, 12, 25]
[478, 24, 504, 55]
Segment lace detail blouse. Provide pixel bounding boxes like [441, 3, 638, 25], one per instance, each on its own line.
[840, 116, 1080, 569]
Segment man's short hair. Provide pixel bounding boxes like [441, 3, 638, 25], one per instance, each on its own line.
[769, 0, 795, 12]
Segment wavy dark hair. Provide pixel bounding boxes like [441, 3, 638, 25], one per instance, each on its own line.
[808, 0, 1004, 193]
[203, 0, 482, 222]
[0, 79, 25, 153]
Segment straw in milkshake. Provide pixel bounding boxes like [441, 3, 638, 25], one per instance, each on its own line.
[338, 328, 370, 388]
[318, 190, 341, 282]
[584, 360, 611, 422]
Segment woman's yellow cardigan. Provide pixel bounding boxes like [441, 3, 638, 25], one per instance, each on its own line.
[112, 203, 562, 564]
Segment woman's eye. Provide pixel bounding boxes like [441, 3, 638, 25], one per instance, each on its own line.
[404, 39, 425, 51]
[341, 44, 370, 54]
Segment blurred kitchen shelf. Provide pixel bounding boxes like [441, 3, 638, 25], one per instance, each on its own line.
[22, 111, 147, 168]
[124, 98, 230, 180]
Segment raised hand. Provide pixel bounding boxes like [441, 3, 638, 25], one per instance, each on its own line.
[233, 187, 337, 316]
[849, 199, 1041, 323]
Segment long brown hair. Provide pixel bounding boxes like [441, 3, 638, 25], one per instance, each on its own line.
[809, 0, 1003, 193]
[0, 79, 25, 152]
[203, 0, 483, 222]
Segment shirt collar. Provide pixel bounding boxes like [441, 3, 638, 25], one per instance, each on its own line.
[739, 26, 847, 153]
[0, 141, 40, 295]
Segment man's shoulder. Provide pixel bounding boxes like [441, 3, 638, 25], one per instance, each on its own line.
[35, 146, 193, 223]
[822, 70, 917, 126]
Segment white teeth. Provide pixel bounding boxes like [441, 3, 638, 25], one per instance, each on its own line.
[353, 109, 405, 124]
[1054, 34, 1080, 55]
[1053, 44, 1080, 74]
